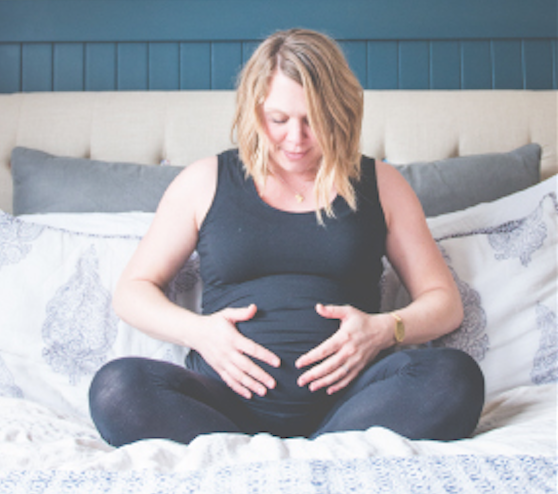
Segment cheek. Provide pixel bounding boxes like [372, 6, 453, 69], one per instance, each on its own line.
[309, 133, 320, 149]
[307, 132, 322, 155]
[265, 126, 285, 145]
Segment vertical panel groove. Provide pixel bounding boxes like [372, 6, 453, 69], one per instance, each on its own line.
[116, 42, 120, 90]
[209, 42, 213, 89]
[553, 38, 557, 90]
[490, 40, 495, 89]
[18, 42, 22, 91]
[82, 43, 86, 91]
[51, 43, 54, 91]
[114, 43, 118, 90]
[552, 39, 555, 89]
[364, 42, 370, 89]
[148, 42, 151, 89]
[429, 41, 435, 89]
[178, 42, 182, 90]
[398, 40, 403, 89]
[459, 40, 464, 89]
[429, 41, 432, 89]
[521, 39, 527, 89]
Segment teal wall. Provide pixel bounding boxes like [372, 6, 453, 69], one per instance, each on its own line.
[0, 0, 556, 92]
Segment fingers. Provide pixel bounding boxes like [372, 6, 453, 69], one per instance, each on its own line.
[325, 370, 356, 395]
[220, 357, 272, 399]
[295, 304, 351, 368]
[210, 304, 281, 399]
[222, 304, 281, 368]
[297, 352, 356, 393]
[295, 334, 340, 370]
[296, 304, 367, 394]
[315, 303, 349, 320]
[214, 344, 278, 400]
[295, 329, 354, 392]
[223, 303, 258, 323]
[295, 317, 350, 370]
[233, 333, 280, 398]
[236, 332, 281, 369]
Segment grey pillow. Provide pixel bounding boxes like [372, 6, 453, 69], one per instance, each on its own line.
[394, 143, 541, 217]
[11, 144, 541, 217]
[11, 147, 183, 215]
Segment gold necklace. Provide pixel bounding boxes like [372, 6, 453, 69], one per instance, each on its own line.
[273, 172, 312, 203]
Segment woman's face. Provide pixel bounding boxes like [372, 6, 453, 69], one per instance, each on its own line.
[261, 70, 323, 175]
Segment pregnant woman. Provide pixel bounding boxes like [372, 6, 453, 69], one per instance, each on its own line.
[89, 28, 485, 446]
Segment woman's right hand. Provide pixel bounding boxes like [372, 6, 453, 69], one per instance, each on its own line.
[194, 304, 281, 399]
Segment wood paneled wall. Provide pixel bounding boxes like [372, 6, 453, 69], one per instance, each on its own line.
[0, 0, 556, 93]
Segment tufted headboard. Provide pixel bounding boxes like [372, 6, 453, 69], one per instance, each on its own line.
[0, 90, 556, 213]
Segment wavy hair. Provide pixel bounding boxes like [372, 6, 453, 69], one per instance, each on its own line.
[232, 29, 364, 221]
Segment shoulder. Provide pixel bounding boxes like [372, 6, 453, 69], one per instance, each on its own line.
[159, 155, 218, 229]
[375, 160, 406, 187]
[375, 160, 424, 229]
[164, 156, 217, 198]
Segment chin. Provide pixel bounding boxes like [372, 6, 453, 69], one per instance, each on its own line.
[276, 150, 321, 172]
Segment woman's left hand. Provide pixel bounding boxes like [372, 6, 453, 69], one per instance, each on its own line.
[295, 304, 392, 395]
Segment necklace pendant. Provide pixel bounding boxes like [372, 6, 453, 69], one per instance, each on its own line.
[295, 193, 304, 203]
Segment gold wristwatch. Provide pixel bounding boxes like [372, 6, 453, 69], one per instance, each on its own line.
[390, 312, 405, 344]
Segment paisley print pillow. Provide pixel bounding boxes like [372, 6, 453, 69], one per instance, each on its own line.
[0, 212, 200, 420]
[381, 177, 557, 401]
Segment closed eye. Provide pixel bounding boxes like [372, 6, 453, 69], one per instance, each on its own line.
[267, 115, 288, 124]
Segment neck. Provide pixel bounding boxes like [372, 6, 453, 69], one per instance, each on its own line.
[269, 161, 318, 184]
[255, 165, 316, 206]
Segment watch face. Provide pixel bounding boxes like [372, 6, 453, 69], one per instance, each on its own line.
[395, 320, 405, 343]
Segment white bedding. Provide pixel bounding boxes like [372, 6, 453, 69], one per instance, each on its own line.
[0, 384, 555, 492]
[0, 177, 556, 493]
[0, 384, 555, 472]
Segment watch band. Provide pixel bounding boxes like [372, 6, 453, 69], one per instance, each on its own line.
[390, 312, 405, 344]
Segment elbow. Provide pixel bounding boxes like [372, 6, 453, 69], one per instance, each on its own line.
[453, 298, 464, 331]
[112, 278, 128, 321]
[448, 285, 464, 331]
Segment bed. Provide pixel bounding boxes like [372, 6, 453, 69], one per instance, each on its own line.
[0, 90, 556, 493]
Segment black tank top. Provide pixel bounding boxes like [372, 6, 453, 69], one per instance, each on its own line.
[187, 149, 387, 426]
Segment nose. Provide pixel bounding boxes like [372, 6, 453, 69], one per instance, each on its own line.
[286, 119, 307, 145]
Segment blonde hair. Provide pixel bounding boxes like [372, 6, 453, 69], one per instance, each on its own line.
[232, 29, 364, 221]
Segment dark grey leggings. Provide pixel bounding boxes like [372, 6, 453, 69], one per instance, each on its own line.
[89, 347, 485, 447]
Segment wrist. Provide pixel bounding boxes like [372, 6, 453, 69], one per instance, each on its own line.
[389, 312, 405, 345]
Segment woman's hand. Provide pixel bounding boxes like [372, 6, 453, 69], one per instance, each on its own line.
[194, 304, 281, 400]
[295, 304, 392, 395]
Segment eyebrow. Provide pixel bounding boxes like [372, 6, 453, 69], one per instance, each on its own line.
[263, 107, 308, 119]
[263, 107, 287, 114]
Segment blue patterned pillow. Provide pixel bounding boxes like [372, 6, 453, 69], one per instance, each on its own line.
[381, 177, 557, 401]
[0, 212, 199, 419]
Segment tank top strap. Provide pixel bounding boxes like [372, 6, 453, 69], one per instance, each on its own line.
[210, 149, 255, 210]
[218, 148, 250, 188]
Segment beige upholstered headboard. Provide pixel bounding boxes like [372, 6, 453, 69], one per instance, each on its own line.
[0, 90, 556, 214]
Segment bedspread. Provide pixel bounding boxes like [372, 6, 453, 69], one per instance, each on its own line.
[0, 384, 555, 493]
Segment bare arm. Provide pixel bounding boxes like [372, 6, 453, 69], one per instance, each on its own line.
[112, 157, 215, 347]
[113, 156, 280, 399]
[376, 160, 463, 344]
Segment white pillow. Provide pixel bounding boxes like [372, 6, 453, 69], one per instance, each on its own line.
[18, 211, 156, 236]
[381, 176, 557, 402]
[0, 212, 200, 420]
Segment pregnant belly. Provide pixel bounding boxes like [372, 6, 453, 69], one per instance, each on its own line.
[192, 275, 346, 423]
